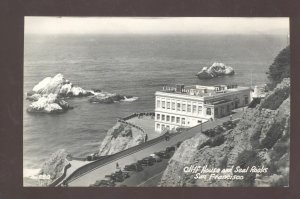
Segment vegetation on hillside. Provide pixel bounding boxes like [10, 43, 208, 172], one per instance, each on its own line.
[267, 46, 290, 90]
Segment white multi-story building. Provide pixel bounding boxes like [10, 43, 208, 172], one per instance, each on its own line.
[155, 84, 251, 133]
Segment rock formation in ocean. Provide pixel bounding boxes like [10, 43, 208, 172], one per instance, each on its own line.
[27, 73, 93, 98]
[26, 73, 138, 113]
[89, 92, 136, 104]
[38, 149, 70, 186]
[98, 122, 145, 156]
[196, 62, 235, 79]
[160, 78, 290, 187]
[27, 93, 73, 113]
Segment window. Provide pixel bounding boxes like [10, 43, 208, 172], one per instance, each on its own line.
[244, 96, 249, 105]
[156, 123, 160, 130]
[156, 100, 160, 108]
[161, 124, 165, 130]
[198, 106, 202, 115]
[156, 114, 160, 120]
[162, 101, 165, 109]
[176, 117, 180, 124]
[162, 114, 165, 121]
[215, 107, 218, 116]
[166, 115, 170, 122]
[182, 104, 186, 111]
[182, 118, 185, 125]
[171, 116, 175, 123]
[192, 105, 197, 113]
[167, 102, 170, 109]
[187, 104, 191, 112]
[166, 125, 170, 129]
[172, 102, 175, 110]
[206, 108, 211, 115]
[177, 102, 181, 111]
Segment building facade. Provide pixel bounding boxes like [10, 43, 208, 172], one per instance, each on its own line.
[154, 84, 251, 133]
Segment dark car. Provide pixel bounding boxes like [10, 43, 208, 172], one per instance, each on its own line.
[111, 171, 124, 182]
[122, 171, 130, 179]
[91, 179, 115, 187]
[155, 151, 171, 159]
[150, 154, 162, 162]
[166, 146, 176, 153]
[124, 163, 143, 172]
[139, 157, 155, 166]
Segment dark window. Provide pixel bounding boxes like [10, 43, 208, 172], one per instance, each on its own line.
[171, 102, 175, 110]
[166, 115, 170, 121]
[167, 102, 170, 109]
[177, 103, 181, 111]
[162, 101, 165, 109]
[171, 116, 175, 122]
[187, 104, 191, 112]
[206, 108, 211, 115]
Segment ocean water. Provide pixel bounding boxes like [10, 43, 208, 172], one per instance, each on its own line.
[23, 34, 287, 182]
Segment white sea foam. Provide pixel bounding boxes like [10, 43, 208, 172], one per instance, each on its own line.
[121, 96, 139, 102]
[23, 168, 41, 179]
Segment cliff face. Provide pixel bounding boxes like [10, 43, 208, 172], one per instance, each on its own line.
[39, 149, 70, 186]
[160, 78, 290, 187]
[98, 122, 145, 156]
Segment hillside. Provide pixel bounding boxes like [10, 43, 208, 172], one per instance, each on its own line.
[160, 78, 290, 187]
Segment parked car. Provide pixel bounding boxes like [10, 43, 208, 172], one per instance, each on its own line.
[138, 157, 155, 166]
[165, 146, 176, 153]
[150, 154, 162, 162]
[155, 151, 171, 159]
[90, 179, 115, 187]
[124, 163, 143, 172]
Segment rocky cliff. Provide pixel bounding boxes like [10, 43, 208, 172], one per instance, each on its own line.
[38, 149, 70, 186]
[196, 62, 235, 79]
[98, 122, 145, 156]
[160, 78, 290, 187]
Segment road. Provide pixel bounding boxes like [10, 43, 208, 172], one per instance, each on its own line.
[68, 110, 243, 186]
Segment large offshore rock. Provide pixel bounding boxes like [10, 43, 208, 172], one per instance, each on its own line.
[26, 93, 73, 113]
[196, 62, 235, 79]
[28, 73, 92, 98]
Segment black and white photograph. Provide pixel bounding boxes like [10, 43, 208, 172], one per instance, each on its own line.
[23, 17, 290, 187]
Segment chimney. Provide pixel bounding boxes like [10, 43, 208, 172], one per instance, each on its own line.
[176, 84, 184, 92]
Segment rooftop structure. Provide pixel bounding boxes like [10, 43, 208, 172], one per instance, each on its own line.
[155, 84, 251, 132]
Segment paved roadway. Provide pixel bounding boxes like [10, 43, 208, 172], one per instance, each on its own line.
[68, 111, 243, 187]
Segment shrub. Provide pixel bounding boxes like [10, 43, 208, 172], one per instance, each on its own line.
[267, 46, 290, 90]
[260, 119, 285, 149]
[209, 134, 225, 147]
[270, 142, 289, 161]
[233, 150, 261, 187]
[250, 127, 262, 149]
[219, 155, 228, 170]
[260, 86, 290, 110]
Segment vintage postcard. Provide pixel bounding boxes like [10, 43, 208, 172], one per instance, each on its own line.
[23, 17, 290, 187]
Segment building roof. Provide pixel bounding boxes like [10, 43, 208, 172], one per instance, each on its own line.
[158, 84, 250, 98]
